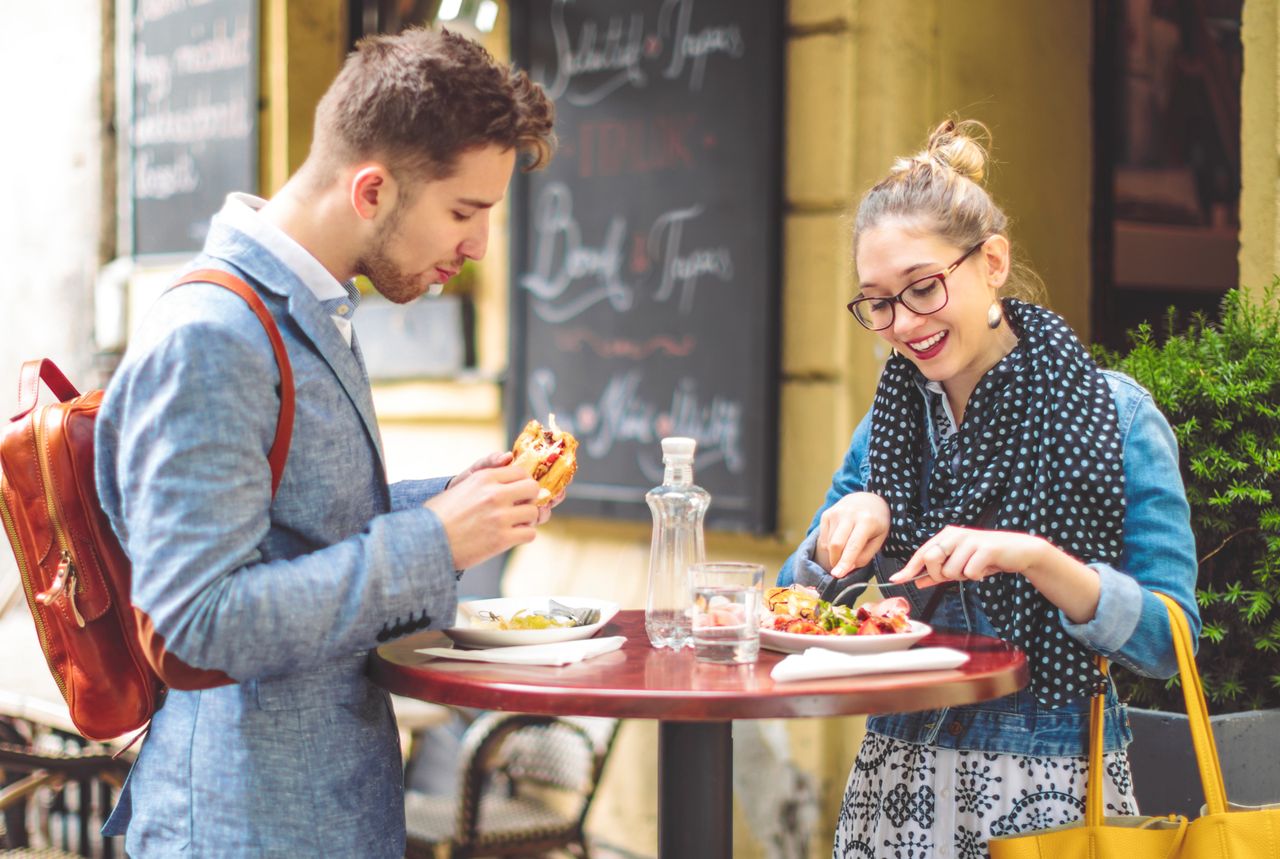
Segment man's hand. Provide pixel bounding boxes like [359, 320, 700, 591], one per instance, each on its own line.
[426, 463, 543, 570]
[816, 492, 891, 578]
[446, 451, 515, 490]
[447, 450, 566, 526]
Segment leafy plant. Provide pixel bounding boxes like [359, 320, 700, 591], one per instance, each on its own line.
[1095, 284, 1280, 713]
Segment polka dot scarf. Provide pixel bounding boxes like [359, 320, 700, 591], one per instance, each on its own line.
[868, 299, 1122, 707]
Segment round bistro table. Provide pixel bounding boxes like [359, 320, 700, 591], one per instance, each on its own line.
[371, 609, 1027, 859]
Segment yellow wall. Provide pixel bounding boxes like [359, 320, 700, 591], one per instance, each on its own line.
[935, 4, 1094, 336]
[259, 0, 347, 194]
[1241, 0, 1280, 296]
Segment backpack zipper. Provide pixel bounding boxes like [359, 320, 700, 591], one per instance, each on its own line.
[0, 480, 70, 700]
[31, 407, 87, 628]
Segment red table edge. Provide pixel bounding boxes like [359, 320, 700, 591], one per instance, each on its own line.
[369, 612, 1029, 721]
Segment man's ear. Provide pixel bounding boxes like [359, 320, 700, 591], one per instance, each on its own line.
[350, 164, 397, 223]
[981, 233, 1011, 290]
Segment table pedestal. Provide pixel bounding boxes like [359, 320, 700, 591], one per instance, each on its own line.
[659, 721, 733, 858]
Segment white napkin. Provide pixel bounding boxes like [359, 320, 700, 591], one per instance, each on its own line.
[417, 636, 626, 666]
[771, 646, 970, 683]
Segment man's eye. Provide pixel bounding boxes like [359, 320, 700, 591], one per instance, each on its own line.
[453, 211, 474, 222]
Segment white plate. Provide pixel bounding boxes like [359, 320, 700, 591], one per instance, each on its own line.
[760, 620, 932, 655]
[444, 596, 620, 649]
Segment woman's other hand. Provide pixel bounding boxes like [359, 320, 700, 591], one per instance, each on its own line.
[891, 525, 1048, 587]
[889, 526, 1102, 623]
[817, 492, 891, 578]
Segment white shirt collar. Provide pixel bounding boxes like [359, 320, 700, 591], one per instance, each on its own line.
[215, 193, 355, 345]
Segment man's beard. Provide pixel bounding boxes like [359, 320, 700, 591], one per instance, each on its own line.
[353, 243, 423, 304]
[353, 209, 427, 304]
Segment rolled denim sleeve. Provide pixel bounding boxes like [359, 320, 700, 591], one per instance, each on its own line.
[777, 412, 874, 586]
[1060, 378, 1199, 678]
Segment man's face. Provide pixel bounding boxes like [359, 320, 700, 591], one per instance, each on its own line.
[355, 144, 516, 304]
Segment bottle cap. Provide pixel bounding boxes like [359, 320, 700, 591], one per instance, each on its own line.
[660, 437, 697, 460]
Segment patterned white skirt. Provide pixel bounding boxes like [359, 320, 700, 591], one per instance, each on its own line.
[834, 731, 1138, 859]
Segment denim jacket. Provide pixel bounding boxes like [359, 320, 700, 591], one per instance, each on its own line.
[778, 370, 1199, 756]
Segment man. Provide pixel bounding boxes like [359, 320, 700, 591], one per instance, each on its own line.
[95, 28, 556, 856]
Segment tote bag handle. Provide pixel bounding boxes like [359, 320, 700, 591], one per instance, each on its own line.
[1085, 593, 1227, 827]
[1157, 592, 1228, 815]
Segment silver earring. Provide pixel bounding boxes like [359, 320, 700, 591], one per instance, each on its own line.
[987, 301, 1003, 329]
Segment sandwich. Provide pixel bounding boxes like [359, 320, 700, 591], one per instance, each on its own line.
[511, 414, 579, 506]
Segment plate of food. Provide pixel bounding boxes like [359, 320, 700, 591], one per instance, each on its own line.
[759, 585, 932, 655]
[444, 596, 619, 649]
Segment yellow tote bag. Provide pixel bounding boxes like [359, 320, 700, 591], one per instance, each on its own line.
[990, 593, 1280, 858]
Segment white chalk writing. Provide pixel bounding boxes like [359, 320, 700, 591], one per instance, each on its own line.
[133, 151, 199, 200]
[522, 183, 732, 321]
[538, 0, 745, 106]
[521, 183, 633, 323]
[659, 0, 746, 91]
[648, 206, 734, 314]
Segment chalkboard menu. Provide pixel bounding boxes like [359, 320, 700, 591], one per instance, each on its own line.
[509, 0, 783, 533]
[131, 0, 258, 256]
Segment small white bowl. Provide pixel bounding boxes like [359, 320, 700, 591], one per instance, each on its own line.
[444, 596, 620, 649]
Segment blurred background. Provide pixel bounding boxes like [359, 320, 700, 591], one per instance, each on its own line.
[0, 1, 1271, 856]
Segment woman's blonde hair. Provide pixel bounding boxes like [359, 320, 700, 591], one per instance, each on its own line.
[853, 118, 1044, 303]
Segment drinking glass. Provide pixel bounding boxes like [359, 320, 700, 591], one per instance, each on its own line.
[689, 562, 765, 664]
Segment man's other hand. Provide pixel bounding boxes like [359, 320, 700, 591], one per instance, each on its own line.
[446, 450, 514, 490]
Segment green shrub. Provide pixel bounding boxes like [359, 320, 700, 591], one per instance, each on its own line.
[1095, 285, 1280, 713]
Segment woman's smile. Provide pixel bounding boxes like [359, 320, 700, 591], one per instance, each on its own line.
[905, 329, 948, 359]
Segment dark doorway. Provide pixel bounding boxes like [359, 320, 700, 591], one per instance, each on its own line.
[1092, 0, 1242, 350]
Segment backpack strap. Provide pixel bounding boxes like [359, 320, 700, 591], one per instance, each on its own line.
[173, 269, 295, 498]
[13, 359, 83, 421]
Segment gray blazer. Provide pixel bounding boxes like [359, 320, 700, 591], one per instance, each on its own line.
[95, 213, 458, 856]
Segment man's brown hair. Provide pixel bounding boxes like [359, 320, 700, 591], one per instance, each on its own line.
[311, 27, 555, 183]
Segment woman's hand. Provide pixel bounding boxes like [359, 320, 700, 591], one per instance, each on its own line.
[888, 525, 1102, 623]
[890, 526, 1050, 587]
[816, 492, 891, 578]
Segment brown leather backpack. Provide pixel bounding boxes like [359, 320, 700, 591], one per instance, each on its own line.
[0, 269, 294, 740]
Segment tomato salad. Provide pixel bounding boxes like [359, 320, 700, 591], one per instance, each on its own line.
[763, 584, 912, 636]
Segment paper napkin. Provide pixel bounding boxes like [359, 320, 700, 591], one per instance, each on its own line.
[770, 646, 970, 683]
[417, 636, 626, 666]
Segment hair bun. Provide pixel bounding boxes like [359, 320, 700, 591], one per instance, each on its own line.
[924, 118, 990, 185]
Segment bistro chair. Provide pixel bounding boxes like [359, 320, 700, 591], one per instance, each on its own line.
[0, 708, 131, 859]
[403, 713, 619, 859]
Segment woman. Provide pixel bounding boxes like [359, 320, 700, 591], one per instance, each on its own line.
[777, 119, 1199, 858]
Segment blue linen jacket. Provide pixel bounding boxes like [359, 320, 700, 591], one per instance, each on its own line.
[94, 216, 459, 856]
[778, 371, 1200, 757]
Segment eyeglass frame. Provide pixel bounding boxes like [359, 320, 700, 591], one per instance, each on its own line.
[846, 240, 987, 331]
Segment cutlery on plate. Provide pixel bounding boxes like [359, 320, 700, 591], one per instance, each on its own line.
[827, 572, 935, 607]
[548, 599, 601, 627]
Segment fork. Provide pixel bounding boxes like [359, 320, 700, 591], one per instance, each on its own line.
[548, 599, 601, 627]
[827, 572, 934, 607]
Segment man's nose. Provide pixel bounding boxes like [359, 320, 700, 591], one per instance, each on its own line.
[460, 212, 490, 261]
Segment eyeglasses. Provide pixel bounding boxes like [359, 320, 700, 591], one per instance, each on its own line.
[846, 241, 986, 331]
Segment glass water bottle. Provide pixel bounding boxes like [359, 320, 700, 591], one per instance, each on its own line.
[644, 437, 710, 649]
